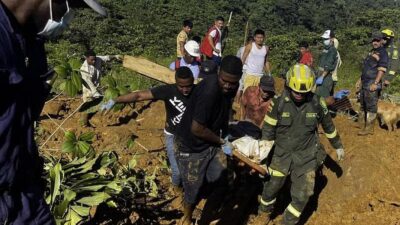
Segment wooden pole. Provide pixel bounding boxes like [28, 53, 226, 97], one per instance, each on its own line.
[232, 149, 267, 175]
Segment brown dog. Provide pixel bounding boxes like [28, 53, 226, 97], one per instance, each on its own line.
[377, 100, 400, 132]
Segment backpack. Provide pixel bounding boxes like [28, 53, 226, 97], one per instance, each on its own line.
[200, 26, 220, 58]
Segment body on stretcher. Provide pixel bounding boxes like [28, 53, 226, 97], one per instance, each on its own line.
[231, 136, 274, 176]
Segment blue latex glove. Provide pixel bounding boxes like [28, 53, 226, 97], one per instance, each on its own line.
[221, 136, 234, 156]
[100, 99, 115, 111]
[316, 76, 324, 85]
[334, 89, 350, 99]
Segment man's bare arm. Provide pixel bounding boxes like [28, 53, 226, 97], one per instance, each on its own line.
[191, 120, 223, 145]
[241, 43, 252, 64]
[114, 90, 154, 103]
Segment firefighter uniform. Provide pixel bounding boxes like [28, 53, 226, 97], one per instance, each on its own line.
[259, 63, 344, 225]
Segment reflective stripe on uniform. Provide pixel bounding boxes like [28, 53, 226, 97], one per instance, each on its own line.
[325, 128, 337, 139]
[378, 67, 387, 72]
[268, 167, 285, 177]
[260, 198, 276, 206]
[264, 115, 277, 126]
[286, 204, 301, 217]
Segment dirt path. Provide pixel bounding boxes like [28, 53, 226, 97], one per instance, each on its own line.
[38, 95, 400, 225]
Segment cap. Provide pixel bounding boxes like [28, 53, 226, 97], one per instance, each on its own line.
[260, 75, 275, 92]
[321, 30, 334, 39]
[83, 0, 107, 16]
[371, 32, 384, 41]
[184, 40, 200, 57]
[199, 60, 218, 78]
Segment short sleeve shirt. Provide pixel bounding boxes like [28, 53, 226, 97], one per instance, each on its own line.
[176, 30, 188, 58]
[176, 75, 232, 152]
[169, 58, 200, 79]
[150, 84, 192, 134]
[241, 86, 272, 127]
[209, 28, 222, 56]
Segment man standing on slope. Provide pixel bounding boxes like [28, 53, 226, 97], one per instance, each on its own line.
[176, 20, 193, 60]
[241, 29, 271, 91]
[315, 30, 338, 98]
[356, 32, 388, 135]
[201, 16, 224, 65]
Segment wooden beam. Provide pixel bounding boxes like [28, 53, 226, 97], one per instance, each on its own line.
[123, 55, 175, 84]
[232, 149, 268, 175]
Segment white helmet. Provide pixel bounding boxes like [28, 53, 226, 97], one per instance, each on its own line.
[184, 40, 200, 57]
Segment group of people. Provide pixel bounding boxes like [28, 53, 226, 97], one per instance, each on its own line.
[0, 0, 398, 224]
[98, 21, 348, 224]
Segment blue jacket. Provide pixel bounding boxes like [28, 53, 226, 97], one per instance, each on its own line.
[361, 46, 388, 89]
[0, 3, 50, 189]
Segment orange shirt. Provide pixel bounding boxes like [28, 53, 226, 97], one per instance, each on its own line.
[241, 86, 272, 127]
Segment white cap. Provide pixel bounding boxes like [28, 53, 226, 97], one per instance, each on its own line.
[184, 40, 200, 57]
[321, 30, 331, 39]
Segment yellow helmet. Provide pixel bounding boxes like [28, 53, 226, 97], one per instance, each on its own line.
[286, 64, 315, 93]
[381, 29, 395, 38]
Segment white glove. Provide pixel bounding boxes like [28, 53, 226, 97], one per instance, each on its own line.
[336, 148, 345, 161]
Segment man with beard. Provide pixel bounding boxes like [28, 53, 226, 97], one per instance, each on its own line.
[0, 0, 107, 224]
[101, 67, 195, 197]
[175, 55, 242, 225]
[257, 64, 344, 225]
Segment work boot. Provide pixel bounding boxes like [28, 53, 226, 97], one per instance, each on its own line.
[357, 111, 365, 129]
[358, 112, 376, 136]
[79, 113, 90, 127]
[180, 202, 194, 225]
[252, 207, 272, 225]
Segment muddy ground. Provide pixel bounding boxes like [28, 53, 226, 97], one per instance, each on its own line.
[38, 83, 400, 225]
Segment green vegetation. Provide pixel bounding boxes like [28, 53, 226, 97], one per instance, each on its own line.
[45, 0, 400, 93]
[44, 131, 159, 225]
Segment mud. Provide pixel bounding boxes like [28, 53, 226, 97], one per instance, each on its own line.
[37, 92, 400, 225]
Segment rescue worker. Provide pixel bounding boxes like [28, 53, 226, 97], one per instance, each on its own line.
[258, 64, 345, 225]
[356, 32, 388, 135]
[0, 0, 107, 224]
[381, 29, 399, 86]
[316, 30, 338, 98]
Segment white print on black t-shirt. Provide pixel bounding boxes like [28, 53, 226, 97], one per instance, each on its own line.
[169, 97, 186, 125]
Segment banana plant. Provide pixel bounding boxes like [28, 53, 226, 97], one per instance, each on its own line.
[44, 130, 161, 225]
[62, 131, 95, 159]
[54, 58, 83, 97]
[103, 75, 131, 111]
[44, 149, 121, 225]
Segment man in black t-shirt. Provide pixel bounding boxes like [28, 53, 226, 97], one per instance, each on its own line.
[175, 56, 243, 225]
[101, 67, 195, 193]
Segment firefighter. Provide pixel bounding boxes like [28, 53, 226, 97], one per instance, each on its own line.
[381, 29, 399, 86]
[257, 64, 345, 225]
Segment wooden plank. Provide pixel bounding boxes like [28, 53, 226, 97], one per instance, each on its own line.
[233, 149, 268, 175]
[123, 55, 175, 84]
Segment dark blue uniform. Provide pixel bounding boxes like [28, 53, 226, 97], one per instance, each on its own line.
[0, 2, 54, 224]
[360, 46, 388, 113]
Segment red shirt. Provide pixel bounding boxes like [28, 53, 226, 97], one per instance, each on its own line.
[299, 51, 314, 67]
[241, 86, 272, 128]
